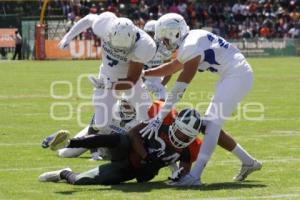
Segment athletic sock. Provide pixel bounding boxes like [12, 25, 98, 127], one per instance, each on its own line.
[232, 144, 254, 165]
[190, 122, 222, 178]
[60, 170, 77, 184]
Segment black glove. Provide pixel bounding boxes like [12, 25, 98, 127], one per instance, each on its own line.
[145, 149, 164, 165]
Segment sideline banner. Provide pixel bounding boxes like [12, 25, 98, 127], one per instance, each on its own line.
[45, 40, 101, 59]
[230, 38, 297, 57]
[0, 28, 17, 48]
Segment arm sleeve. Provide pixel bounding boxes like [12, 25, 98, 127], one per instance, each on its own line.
[63, 14, 97, 41]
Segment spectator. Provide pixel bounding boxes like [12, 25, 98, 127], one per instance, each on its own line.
[259, 24, 271, 38]
[4, 0, 300, 40]
[288, 24, 300, 38]
[12, 30, 22, 60]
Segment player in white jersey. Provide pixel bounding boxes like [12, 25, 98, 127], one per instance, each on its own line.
[140, 13, 262, 186]
[42, 99, 138, 159]
[143, 20, 172, 101]
[58, 12, 156, 143]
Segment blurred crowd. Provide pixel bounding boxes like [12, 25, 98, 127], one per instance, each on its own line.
[1, 0, 300, 39]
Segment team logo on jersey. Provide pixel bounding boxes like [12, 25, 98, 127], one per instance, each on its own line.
[102, 42, 128, 62]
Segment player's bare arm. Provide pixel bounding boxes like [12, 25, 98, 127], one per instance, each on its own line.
[176, 55, 201, 83]
[113, 61, 144, 90]
[144, 59, 183, 77]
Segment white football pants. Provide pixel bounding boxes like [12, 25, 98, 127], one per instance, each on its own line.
[93, 79, 151, 129]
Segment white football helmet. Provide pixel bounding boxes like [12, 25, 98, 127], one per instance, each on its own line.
[144, 20, 157, 33]
[118, 99, 136, 122]
[169, 108, 202, 148]
[107, 17, 137, 51]
[155, 13, 189, 52]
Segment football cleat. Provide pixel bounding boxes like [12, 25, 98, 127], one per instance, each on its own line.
[41, 132, 59, 148]
[38, 168, 72, 182]
[49, 130, 70, 151]
[166, 173, 201, 186]
[233, 160, 262, 181]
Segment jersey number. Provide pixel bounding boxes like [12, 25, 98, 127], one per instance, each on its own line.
[207, 34, 229, 49]
[106, 55, 119, 67]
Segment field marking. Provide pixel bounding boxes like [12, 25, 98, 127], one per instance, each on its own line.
[0, 143, 40, 146]
[271, 130, 300, 134]
[0, 94, 50, 100]
[0, 165, 89, 172]
[198, 193, 300, 200]
[211, 158, 300, 167]
[1, 158, 300, 172]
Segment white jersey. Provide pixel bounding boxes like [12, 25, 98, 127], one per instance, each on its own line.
[177, 30, 252, 78]
[63, 12, 156, 81]
[144, 42, 172, 82]
[101, 118, 138, 135]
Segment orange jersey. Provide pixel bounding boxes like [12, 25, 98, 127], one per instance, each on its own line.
[147, 100, 202, 163]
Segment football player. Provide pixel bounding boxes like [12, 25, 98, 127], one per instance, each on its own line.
[38, 106, 202, 185]
[143, 20, 172, 101]
[140, 13, 262, 186]
[58, 12, 156, 150]
[42, 99, 138, 160]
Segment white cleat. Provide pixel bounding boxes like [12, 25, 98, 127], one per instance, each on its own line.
[89, 152, 103, 161]
[49, 130, 70, 151]
[39, 168, 72, 182]
[234, 160, 262, 181]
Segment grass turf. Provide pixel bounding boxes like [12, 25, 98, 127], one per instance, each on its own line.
[0, 57, 299, 200]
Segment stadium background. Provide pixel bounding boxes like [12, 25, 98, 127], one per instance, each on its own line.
[0, 0, 300, 59]
[0, 1, 300, 200]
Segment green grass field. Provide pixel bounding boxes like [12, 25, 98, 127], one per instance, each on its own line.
[0, 57, 300, 200]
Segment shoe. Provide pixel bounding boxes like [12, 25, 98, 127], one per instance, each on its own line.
[233, 160, 262, 181]
[39, 168, 72, 182]
[89, 151, 103, 161]
[41, 131, 61, 148]
[49, 130, 70, 151]
[166, 173, 201, 186]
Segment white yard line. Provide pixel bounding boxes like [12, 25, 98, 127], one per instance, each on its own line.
[0, 165, 88, 172]
[0, 143, 40, 146]
[271, 130, 300, 134]
[198, 193, 300, 200]
[0, 94, 50, 100]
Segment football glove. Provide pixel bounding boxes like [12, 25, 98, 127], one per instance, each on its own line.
[140, 116, 162, 139]
[88, 75, 113, 90]
[168, 167, 184, 182]
[58, 37, 71, 50]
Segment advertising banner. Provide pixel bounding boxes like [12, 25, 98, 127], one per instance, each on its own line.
[45, 40, 101, 59]
[0, 28, 17, 48]
[230, 38, 297, 57]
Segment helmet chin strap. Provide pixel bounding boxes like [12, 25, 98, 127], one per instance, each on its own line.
[177, 32, 189, 47]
